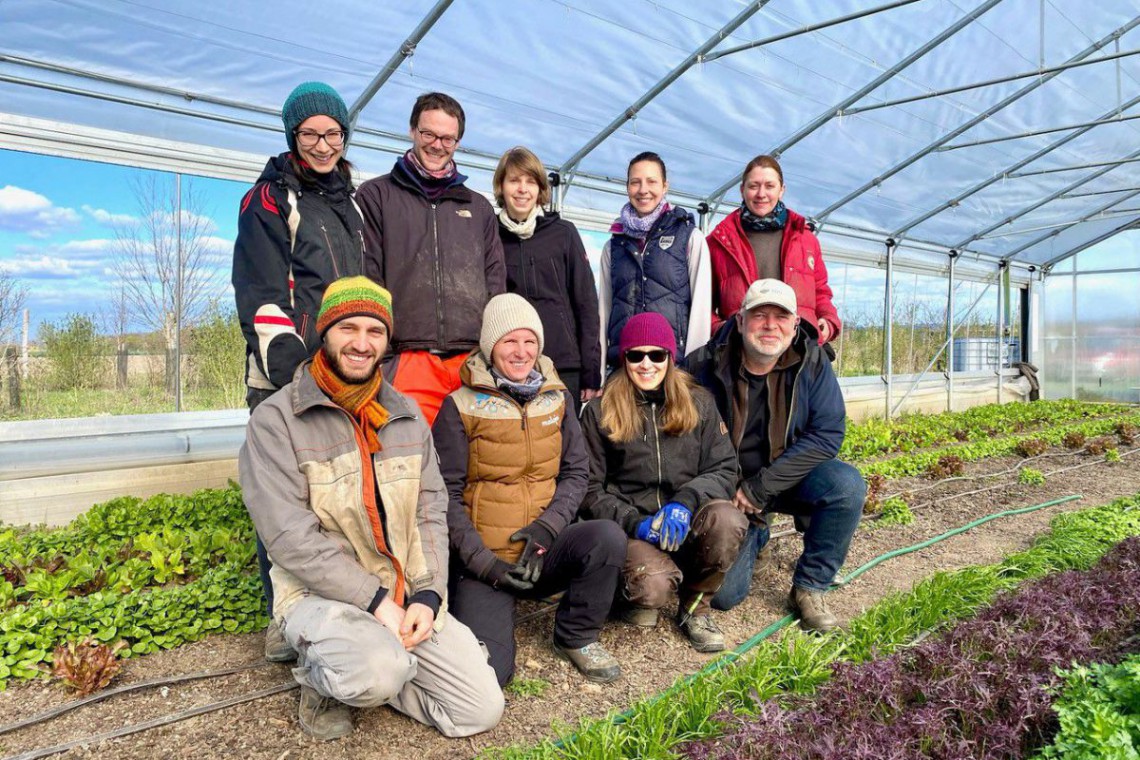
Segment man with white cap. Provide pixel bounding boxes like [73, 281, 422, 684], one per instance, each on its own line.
[685, 278, 864, 632]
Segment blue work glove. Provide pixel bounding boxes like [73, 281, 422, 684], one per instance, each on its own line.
[635, 512, 663, 545]
[657, 502, 692, 552]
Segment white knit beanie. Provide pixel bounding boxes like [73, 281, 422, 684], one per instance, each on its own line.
[480, 293, 544, 360]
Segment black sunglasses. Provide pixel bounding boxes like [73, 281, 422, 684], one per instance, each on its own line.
[625, 349, 669, 364]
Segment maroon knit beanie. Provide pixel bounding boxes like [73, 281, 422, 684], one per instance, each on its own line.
[618, 312, 677, 362]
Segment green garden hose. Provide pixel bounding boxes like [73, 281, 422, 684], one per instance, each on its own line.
[551, 492, 1083, 748]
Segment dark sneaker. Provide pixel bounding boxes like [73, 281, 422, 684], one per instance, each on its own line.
[553, 641, 621, 683]
[788, 586, 838, 633]
[297, 685, 354, 741]
[264, 620, 296, 663]
[621, 606, 659, 628]
[678, 613, 726, 653]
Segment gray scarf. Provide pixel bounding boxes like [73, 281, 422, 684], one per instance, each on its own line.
[490, 367, 546, 404]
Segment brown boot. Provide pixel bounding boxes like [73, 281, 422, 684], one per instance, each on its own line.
[621, 606, 659, 628]
[297, 685, 354, 741]
[788, 586, 838, 633]
[264, 620, 296, 663]
[677, 613, 726, 653]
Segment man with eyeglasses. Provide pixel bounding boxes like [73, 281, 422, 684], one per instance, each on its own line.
[356, 92, 506, 425]
[685, 279, 864, 633]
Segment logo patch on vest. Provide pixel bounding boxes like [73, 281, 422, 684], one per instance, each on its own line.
[456, 209, 472, 218]
[658, 235, 675, 250]
[541, 414, 561, 427]
[807, 255, 815, 270]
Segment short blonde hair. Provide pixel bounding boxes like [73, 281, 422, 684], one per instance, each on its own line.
[493, 146, 551, 209]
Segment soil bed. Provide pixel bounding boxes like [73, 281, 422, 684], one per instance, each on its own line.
[2, 447, 1139, 760]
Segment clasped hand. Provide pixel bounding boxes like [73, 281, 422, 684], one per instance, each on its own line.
[373, 596, 434, 650]
[635, 502, 692, 552]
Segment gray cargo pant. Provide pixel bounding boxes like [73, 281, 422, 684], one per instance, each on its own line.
[281, 596, 504, 738]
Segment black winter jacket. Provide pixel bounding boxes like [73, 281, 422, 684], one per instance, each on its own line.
[579, 386, 737, 535]
[232, 154, 365, 390]
[685, 321, 846, 510]
[356, 161, 506, 354]
[500, 212, 602, 390]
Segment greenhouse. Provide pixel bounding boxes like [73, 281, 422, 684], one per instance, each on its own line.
[1, 1, 1140, 757]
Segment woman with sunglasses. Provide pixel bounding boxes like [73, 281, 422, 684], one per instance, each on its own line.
[580, 313, 745, 652]
[708, 154, 840, 347]
[232, 81, 365, 663]
[598, 152, 712, 369]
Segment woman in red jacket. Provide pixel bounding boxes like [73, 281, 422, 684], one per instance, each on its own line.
[708, 155, 840, 345]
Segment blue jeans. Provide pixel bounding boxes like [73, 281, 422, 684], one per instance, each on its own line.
[711, 459, 865, 611]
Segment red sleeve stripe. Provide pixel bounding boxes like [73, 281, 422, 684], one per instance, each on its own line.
[260, 184, 278, 214]
[254, 315, 295, 328]
[240, 188, 254, 214]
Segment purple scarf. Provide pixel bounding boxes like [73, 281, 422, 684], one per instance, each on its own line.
[398, 150, 465, 201]
[611, 200, 669, 240]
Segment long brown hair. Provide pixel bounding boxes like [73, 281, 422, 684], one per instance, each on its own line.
[600, 359, 700, 443]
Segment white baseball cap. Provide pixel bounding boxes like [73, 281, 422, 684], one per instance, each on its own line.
[741, 278, 797, 315]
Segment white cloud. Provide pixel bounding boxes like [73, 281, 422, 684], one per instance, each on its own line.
[82, 205, 137, 227]
[0, 185, 81, 235]
[0, 255, 103, 279]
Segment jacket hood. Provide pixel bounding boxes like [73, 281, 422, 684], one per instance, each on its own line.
[256, 153, 290, 185]
[460, 352, 566, 396]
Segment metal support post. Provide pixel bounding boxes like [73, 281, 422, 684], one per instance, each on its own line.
[1070, 259, 1078, 399]
[696, 202, 711, 234]
[175, 173, 183, 413]
[884, 239, 896, 418]
[947, 250, 958, 411]
[548, 171, 562, 214]
[996, 261, 1006, 404]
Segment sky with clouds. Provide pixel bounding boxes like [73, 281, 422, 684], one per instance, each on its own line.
[3, 146, 1131, 349]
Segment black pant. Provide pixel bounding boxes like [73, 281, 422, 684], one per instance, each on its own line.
[247, 386, 278, 617]
[448, 520, 626, 686]
[559, 369, 581, 416]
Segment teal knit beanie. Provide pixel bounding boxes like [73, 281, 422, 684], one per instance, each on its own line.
[282, 82, 350, 154]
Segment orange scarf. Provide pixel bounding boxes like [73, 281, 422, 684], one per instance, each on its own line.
[310, 350, 389, 453]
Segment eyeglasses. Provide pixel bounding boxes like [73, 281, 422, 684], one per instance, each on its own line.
[416, 128, 459, 149]
[295, 130, 345, 148]
[625, 349, 669, 364]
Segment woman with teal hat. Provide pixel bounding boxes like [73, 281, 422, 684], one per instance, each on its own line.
[232, 81, 366, 663]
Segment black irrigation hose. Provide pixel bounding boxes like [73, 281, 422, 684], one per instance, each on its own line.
[0, 662, 271, 737]
[3, 682, 298, 760]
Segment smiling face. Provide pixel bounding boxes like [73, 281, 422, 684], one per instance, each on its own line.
[624, 345, 670, 392]
[741, 165, 786, 217]
[410, 108, 460, 173]
[737, 305, 798, 368]
[626, 160, 668, 216]
[295, 114, 344, 174]
[490, 328, 540, 382]
[322, 316, 389, 383]
[501, 168, 539, 220]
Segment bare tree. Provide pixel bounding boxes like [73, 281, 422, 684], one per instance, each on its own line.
[111, 175, 219, 353]
[0, 270, 28, 347]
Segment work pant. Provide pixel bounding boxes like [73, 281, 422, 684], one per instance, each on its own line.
[387, 350, 468, 427]
[448, 520, 626, 686]
[711, 459, 866, 611]
[246, 386, 278, 617]
[622, 500, 748, 617]
[281, 596, 504, 738]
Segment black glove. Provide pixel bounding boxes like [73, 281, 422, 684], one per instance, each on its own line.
[509, 522, 556, 585]
[487, 559, 534, 593]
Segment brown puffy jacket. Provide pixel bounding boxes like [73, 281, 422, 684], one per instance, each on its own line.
[432, 353, 589, 577]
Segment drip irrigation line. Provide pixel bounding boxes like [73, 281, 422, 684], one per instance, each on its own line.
[550, 492, 1082, 751]
[0, 661, 272, 736]
[3, 682, 298, 760]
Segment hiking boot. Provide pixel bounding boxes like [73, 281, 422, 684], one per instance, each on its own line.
[788, 586, 838, 633]
[678, 613, 726, 653]
[552, 641, 621, 683]
[297, 685, 354, 741]
[264, 620, 296, 663]
[621, 606, 659, 628]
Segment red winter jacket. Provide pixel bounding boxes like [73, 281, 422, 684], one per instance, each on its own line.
[708, 207, 841, 343]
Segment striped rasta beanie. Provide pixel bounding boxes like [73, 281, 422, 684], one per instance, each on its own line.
[316, 277, 393, 337]
[282, 81, 350, 154]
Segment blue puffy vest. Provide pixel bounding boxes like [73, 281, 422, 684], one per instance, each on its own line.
[606, 206, 695, 364]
